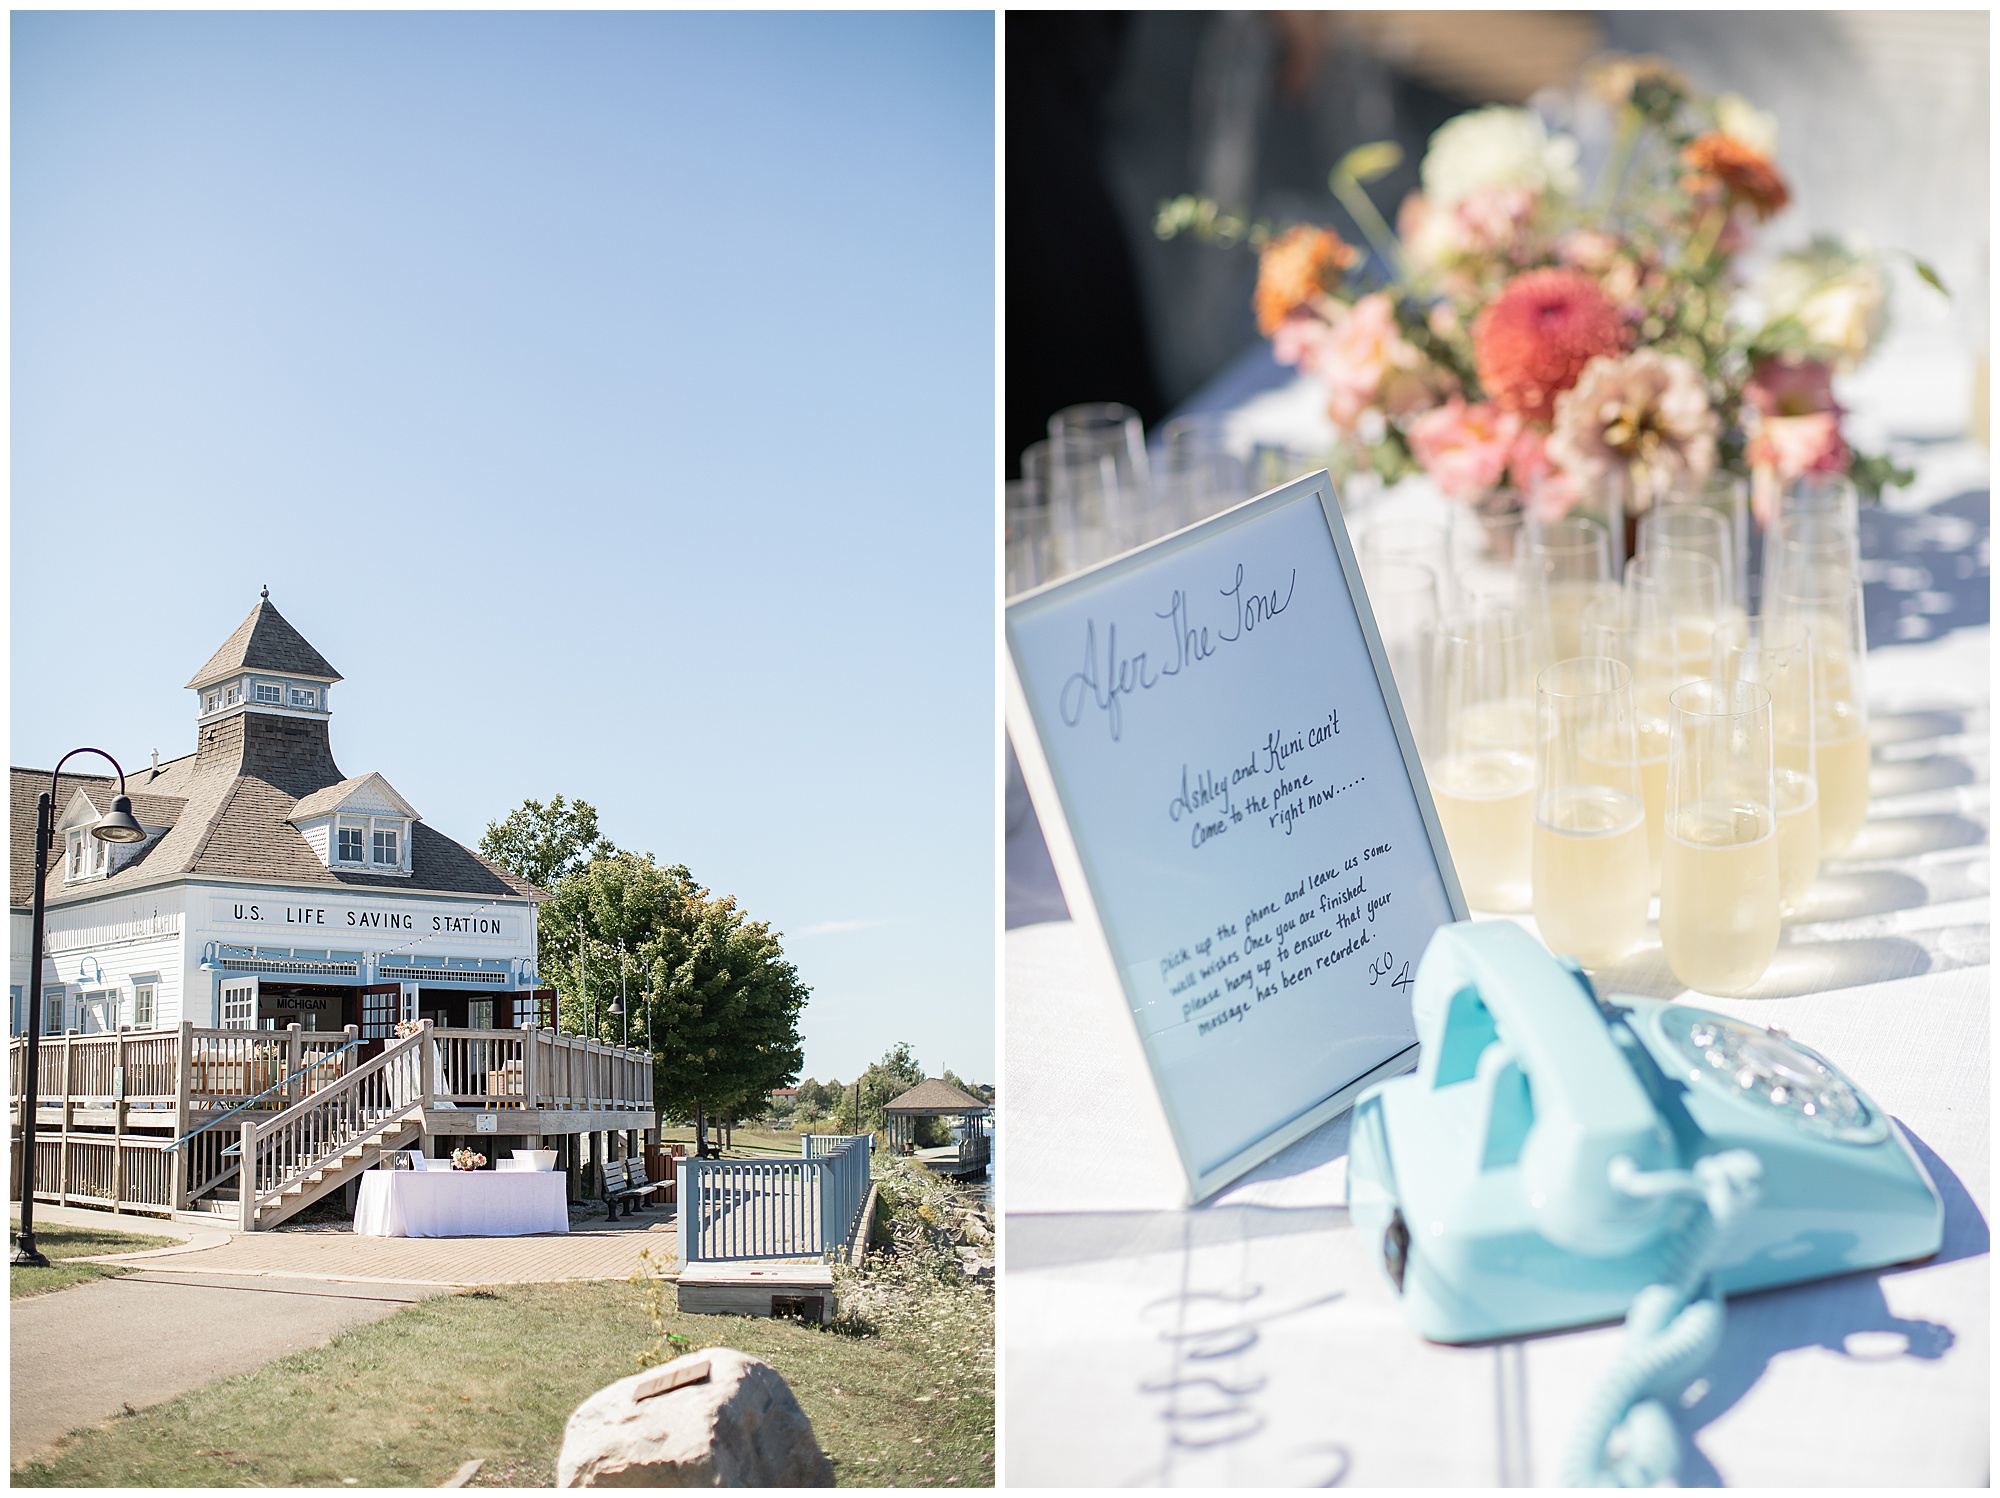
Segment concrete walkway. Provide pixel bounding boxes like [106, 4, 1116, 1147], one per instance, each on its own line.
[12, 1267, 444, 1466]
[10, 1202, 680, 1468]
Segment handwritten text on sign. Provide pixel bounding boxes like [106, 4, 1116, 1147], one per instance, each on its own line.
[1008, 482, 1455, 1185]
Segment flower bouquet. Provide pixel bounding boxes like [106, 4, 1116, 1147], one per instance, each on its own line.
[451, 1147, 487, 1172]
[1168, 55, 1929, 545]
[394, 1018, 423, 1038]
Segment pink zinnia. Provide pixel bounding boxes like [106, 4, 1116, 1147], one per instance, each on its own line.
[1473, 268, 1632, 424]
[1409, 398, 1520, 502]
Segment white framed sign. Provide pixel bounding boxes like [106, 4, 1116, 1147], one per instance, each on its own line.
[1006, 470, 1468, 1202]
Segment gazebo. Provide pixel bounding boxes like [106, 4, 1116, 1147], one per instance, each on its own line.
[882, 1077, 992, 1175]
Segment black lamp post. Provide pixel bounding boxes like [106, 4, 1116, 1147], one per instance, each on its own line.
[14, 750, 146, 1267]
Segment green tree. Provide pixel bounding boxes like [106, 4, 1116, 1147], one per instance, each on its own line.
[480, 795, 616, 892]
[642, 871, 809, 1158]
[540, 852, 684, 1042]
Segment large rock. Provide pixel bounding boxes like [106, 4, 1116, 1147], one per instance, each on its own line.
[556, 1347, 835, 1487]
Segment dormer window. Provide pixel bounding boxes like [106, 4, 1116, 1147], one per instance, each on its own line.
[372, 828, 400, 866]
[338, 826, 365, 862]
[254, 682, 283, 704]
[64, 827, 111, 882]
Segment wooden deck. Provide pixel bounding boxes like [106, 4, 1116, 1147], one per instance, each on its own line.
[10, 1022, 656, 1223]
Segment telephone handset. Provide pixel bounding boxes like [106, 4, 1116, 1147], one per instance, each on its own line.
[1350, 920, 1943, 1345]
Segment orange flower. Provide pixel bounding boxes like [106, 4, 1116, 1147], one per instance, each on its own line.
[1680, 132, 1790, 219]
[1471, 268, 1631, 425]
[1254, 225, 1359, 335]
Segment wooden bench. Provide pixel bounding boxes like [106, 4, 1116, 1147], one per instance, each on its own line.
[602, 1158, 670, 1221]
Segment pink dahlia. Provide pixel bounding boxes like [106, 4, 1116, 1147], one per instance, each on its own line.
[1472, 268, 1631, 424]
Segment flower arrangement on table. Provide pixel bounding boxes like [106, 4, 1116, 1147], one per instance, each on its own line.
[394, 1018, 423, 1039]
[451, 1147, 487, 1172]
[1165, 56, 1934, 533]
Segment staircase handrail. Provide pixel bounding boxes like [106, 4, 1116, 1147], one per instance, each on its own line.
[167, 1035, 366, 1152]
[238, 1026, 432, 1222]
[244, 1025, 429, 1142]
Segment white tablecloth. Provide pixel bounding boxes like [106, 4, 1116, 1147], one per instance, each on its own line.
[1004, 399, 1988, 1483]
[354, 1169, 569, 1238]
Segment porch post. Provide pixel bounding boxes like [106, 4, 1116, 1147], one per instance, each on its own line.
[239, 1119, 259, 1231]
[285, 1023, 302, 1107]
[171, 1021, 193, 1211]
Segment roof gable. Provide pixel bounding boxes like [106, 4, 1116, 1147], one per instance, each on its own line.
[287, 772, 420, 825]
[186, 597, 342, 690]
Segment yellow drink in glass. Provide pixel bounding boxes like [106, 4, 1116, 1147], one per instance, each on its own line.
[1774, 770, 1821, 915]
[1431, 749, 1535, 912]
[1813, 713, 1871, 858]
[1533, 786, 1651, 969]
[1660, 802, 1780, 995]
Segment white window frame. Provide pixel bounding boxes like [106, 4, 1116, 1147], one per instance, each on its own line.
[254, 680, 283, 704]
[372, 826, 400, 867]
[204, 690, 221, 713]
[133, 977, 159, 1029]
[337, 823, 366, 863]
[220, 977, 257, 1030]
[289, 685, 317, 708]
[41, 986, 65, 1036]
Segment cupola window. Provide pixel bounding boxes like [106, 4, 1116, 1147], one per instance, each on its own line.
[289, 686, 317, 708]
[255, 682, 283, 704]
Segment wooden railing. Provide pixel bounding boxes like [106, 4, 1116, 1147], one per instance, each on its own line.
[11, 1021, 656, 1218]
[239, 1027, 430, 1228]
[679, 1134, 872, 1263]
[10, 1024, 653, 1118]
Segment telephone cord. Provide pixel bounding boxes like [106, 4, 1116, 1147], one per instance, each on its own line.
[1563, 1150, 1763, 1487]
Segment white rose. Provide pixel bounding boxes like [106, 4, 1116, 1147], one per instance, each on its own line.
[1759, 241, 1887, 371]
[1420, 105, 1581, 210]
[1716, 94, 1779, 156]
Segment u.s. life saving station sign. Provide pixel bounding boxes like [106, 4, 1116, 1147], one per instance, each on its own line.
[210, 897, 523, 942]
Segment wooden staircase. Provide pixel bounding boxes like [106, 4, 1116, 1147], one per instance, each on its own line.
[226, 1026, 433, 1231]
[252, 1110, 423, 1229]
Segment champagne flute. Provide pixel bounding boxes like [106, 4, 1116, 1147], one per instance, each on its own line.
[1426, 607, 1536, 912]
[1667, 470, 1752, 609]
[1049, 403, 1149, 561]
[1363, 520, 1455, 609]
[1582, 594, 1671, 887]
[1769, 562, 1872, 857]
[1533, 656, 1652, 969]
[1660, 678, 1781, 995]
[1639, 503, 1740, 622]
[1523, 515, 1613, 667]
[1717, 617, 1822, 915]
[1627, 549, 1723, 691]
[1762, 475, 1860, 608]
[1368, 562, 1440, 747]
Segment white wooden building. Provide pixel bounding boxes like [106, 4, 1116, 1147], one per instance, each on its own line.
[9, 593, 655, 1226]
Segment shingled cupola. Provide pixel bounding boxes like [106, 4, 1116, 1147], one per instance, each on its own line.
[187, 587, 342, 723]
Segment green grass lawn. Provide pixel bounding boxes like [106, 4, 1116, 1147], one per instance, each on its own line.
[13, 1278, 993, 1488]
[9, 1218, 176, 1299]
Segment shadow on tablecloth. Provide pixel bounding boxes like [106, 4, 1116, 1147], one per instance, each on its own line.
[1671, 1120, 1987, 1486]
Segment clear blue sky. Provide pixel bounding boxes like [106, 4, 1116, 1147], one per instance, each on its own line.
[11, 11, 996, 1084]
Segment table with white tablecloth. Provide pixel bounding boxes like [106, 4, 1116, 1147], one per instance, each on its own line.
[1003, 354, 1989, 1485]
[354, 1168, 570, 1238]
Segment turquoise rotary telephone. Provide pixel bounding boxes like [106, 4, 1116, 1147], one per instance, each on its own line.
[1348, 922, 1943, 1483]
